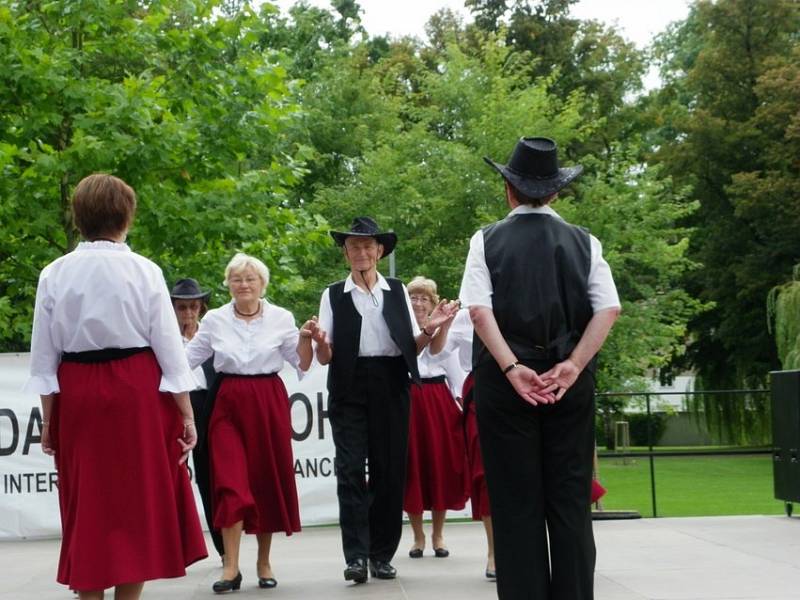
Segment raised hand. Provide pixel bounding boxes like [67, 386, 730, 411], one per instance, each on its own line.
[426, 299, 459, 330]
[300, 316, 327, 344]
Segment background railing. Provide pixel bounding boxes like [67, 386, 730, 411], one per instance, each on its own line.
[594, 389, 772, 518]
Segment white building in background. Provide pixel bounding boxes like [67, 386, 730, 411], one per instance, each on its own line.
[646, 371, 696, 412]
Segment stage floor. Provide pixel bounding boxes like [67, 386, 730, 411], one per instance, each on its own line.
[2, 515, 798, 599]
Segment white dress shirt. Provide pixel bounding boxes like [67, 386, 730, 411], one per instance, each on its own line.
[418, 345, 466, 402]
[183, 336, 208, 390]
[317, 273, 420, 356]
[446, 309, 474, 374]
[24, 241, 197, 395]
[459, 205, 620, 312]
[185, 300, 303, 377]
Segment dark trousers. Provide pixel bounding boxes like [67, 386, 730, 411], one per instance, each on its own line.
[329, 356, 411, 563]
[475, 361, 596, 600]
[190, 389, 225, 558]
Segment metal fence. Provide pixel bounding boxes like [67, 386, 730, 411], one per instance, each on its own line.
[594, 389, 771, 517]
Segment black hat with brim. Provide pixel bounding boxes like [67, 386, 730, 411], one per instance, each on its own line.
[484, 137, 583, 200]
[330, 216, 398, 258]
[170, 278, 211, 301]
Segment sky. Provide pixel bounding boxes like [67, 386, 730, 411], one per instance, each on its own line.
[272, 0, 692, 50]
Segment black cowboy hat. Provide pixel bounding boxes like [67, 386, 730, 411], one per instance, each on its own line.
[330, 217, 398, 258]
[170, 278, 211, 302]
[484, 137, 583, 200]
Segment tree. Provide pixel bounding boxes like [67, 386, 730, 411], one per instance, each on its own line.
[648, 0, 800, 389]
[466, 0, 646, 155]
[0, 0, 327, 349]
[769, 266, 800, 370]
[309, 37, 703, 404]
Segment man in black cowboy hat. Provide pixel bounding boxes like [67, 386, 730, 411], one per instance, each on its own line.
[459, 138, 621, 600]
[169, 278, 224, 559]
[310, 217, 458, 584]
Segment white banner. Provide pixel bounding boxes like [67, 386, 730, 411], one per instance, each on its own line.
[0, 353, 471, 540]
[0, 353, 340, 540]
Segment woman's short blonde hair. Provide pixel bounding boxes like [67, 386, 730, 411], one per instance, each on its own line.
[224, 252, 270, 296]
[407, 276, 439, 304]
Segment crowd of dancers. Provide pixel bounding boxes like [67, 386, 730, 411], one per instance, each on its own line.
[26, 136, 620, 600]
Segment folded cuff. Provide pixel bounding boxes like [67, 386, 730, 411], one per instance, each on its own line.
[159, 370, 201, 394]
[22, 374, 60, 395]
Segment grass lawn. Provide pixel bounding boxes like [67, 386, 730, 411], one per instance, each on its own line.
[596, 453, 787, 517]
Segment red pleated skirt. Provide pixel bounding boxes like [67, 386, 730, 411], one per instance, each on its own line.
[463, 373, 491, 519]
[209, 375, 300, 535]
[404, 380, 469, 513]
[52, 351, 207, 591]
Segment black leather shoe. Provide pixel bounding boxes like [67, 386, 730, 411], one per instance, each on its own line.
[434, 546, 450, 558]
[485, 567, 496, 580]
[408, 547, 423, 559]
[258, 576, 277, 589]
[369, 559, 397, 579]
[344, 558, 368, 584]
[212, 571, 242, 593]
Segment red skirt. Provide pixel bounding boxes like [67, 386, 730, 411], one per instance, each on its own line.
[463, 373, 491, 519]
[52, 351, 207, 591]
[209, 375, 300, 535]
[404, 380, 469, 513]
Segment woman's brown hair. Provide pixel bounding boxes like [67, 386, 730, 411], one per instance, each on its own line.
[72, 174, 137, 240]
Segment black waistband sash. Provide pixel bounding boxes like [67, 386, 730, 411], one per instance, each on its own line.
[420, 375, 446, 384]
[218, 372, 278, 379]
[61, 346, 150, 364]
[356, 356, 404, 365]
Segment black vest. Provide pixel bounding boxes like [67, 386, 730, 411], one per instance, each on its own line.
[473, 212, 594, 370]
[327, 277, 420, 397]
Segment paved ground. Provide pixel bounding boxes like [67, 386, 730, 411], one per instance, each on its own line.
[2, 515, 799, 599]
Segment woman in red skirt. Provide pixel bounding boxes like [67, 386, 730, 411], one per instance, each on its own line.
[25, 174, 207, 600]
[186, 252, 313, 593]
[447, 308, 496, 579]
[404, 277, 469, 559]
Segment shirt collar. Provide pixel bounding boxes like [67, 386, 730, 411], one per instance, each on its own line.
[508, 204, 563, 221]
[76, 240, 131, 252]
[227, 298, 267, 320]
[344, 272, 390, 294]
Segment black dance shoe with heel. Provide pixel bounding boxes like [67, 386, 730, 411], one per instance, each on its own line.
[433, 547, 450, 558]
[369, 559, 397, 579]
[212, 571, 242, 593]
[258, 576, 278, 589]
[408, 547, 424, 559]
[344, 558, 368, 584]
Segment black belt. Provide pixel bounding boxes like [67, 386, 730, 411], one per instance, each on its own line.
[356, 356, 404, 364]
[61, 346, 150, 364]
[219, 372, 278, 379]
[420, 375, 446, 384]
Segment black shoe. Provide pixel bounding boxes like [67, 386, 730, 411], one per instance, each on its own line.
[369, 559, 397, 579]
[258, 577, 278, 589]
[344, 558, 368, 584]
[212, 571, 242, 593]
[485, 567, 496, 580]
[433, 546, 449, 558]
[408, 547, 423, 559]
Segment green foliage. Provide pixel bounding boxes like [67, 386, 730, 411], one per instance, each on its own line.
[558, 147, 708, 391]
[768, 265, 800, 370]
[625, 412, 667, 446]
[647, 0, 800, 388]
[0, 0, 328, 348]
[306, 35, 703, 393]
